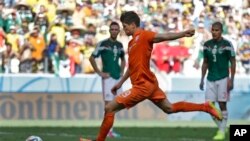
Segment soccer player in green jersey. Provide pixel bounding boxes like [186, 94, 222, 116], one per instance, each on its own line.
[89, 21, 126, 138]
[199, 21, 236, 140]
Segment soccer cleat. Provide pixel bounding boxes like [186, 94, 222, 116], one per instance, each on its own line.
[205, 101, 222, 121]
[213, 130, 225, 140]
[107, 131, 121, 138]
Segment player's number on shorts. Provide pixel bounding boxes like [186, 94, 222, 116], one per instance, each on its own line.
[121, 90, 131, 97]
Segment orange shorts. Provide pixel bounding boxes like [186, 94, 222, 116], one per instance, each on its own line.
[115, 84, 166, 109]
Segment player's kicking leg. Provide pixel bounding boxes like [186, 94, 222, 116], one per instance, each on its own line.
[154, 98, 222, 121]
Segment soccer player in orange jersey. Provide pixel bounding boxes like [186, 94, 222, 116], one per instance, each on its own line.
[80, 11, 222, 141]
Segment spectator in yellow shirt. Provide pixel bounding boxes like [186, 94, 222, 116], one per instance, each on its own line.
[6, 25, 20, 53]
[48, 18, 68, 48]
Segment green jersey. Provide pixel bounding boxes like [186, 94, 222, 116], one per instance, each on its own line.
[91, 38, 125, 79]
[203, 38, 235, 81]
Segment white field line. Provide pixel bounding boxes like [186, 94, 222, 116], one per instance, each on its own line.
[0, 131, 206, 141]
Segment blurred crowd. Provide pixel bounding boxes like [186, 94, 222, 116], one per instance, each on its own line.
[0, 0, 249, 77]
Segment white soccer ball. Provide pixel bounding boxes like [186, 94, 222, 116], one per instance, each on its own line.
[25, 135, 43, 141]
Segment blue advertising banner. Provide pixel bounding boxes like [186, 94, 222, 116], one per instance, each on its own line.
[0, 74, 249, 120]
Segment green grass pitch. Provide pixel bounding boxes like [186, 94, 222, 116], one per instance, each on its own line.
[1, 120, 243, 141]
[0, 127, 230, 141]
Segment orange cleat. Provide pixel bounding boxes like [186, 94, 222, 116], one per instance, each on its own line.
[205, 101, 222, 121]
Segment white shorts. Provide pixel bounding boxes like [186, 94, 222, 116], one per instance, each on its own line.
[102, 77, 122, 101]
[205, 77, 230, 102]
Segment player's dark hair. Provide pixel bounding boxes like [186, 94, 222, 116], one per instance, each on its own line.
[110, 21, 119, 28]
[212, 21, 223, 31]
[120, 11, 140, 27]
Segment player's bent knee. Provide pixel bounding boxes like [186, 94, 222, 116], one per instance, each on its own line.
[164, 108, 172, 114]
[104, 104, 114, 113]
[162, 105, 172, 114]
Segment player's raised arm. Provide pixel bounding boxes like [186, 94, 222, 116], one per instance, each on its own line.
[152, 28, 195, 43]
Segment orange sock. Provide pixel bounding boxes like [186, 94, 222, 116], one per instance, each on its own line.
[172, 101, 205, 113]
[97, 112, 115, 141]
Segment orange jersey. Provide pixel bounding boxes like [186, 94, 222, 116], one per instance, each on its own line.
[128, 29, 157, 87]
[116, 29, 166, 108]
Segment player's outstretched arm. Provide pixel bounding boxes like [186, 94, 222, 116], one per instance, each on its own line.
[153, 28, 195, 43]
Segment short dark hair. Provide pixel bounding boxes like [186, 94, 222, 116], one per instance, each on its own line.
[110, 21, 119, 28]
[120, 11, 140, 27]
[212, 21, 223, 31]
